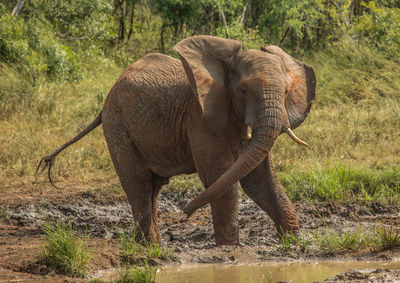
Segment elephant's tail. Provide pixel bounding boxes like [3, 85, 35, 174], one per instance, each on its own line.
[35, 111, 103, 189]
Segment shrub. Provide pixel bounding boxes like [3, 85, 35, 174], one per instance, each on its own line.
[0, 10, 80, 83]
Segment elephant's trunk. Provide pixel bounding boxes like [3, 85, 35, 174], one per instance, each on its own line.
[184, 87, 284, 216]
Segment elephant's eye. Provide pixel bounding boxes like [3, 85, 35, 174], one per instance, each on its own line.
[240, 88, 246, 95]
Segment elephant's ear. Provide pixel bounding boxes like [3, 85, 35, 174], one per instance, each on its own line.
[174, 36, 242, 135]
[261, 46, 316, 129]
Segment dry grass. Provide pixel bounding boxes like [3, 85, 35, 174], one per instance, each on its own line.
[1, 39, 399, 203]
[0, 59, 119, 188]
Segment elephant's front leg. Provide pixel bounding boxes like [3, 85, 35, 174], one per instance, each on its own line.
[240, 156, 299, 235]
[207, 172, 239, 245]
[188, 128, 239, 245]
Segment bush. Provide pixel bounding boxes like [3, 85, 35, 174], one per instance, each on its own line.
[24, 0, 116, 45]
[0, 10, 80, 83]
[352, 3, 400, 58]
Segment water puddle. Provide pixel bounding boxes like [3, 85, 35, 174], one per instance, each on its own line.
[155, 260, 400, 283]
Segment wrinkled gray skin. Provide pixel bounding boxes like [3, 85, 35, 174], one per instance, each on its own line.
[38, 36, 316, 245]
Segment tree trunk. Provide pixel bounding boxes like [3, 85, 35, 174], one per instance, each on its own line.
[160, 23, 166, 53]
[12, 0, 25, 16]
[215, 1, 229, 38]
[118, 0, 127, 42]
[127, 0, 135, 39]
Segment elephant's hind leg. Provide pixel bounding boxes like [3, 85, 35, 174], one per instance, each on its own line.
[150, 174, 169, 243]
[103, 123, 159, 242]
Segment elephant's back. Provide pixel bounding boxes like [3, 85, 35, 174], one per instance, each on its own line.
[125, 53, 187, 87]
[108, 53, 190, 107]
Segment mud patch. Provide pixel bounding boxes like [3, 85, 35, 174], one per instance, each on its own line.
[7, 201, 133, 238]
[324, 268, 400, 282]
[1, 188, 400, 281]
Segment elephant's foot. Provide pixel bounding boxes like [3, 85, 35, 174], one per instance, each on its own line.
[147, 228, 161, 243]
[215, 229, 239, 246]
[210, 186, 239, 246]
[275, 213, 300, 236]
[134, 221, 160, 244]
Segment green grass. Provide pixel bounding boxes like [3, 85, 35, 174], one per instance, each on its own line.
[164, 174, 203, 197]
[281, 163, 400, 203]
[119, 226, 143, 259]
[117, 263, 157, 283]
[278, 225, 400, 254]
[41, 221, 91, 277]
[115, 226, 171, 282]
[312, 228, 370, 252]
[375, 225, 400, 251]
[145, 242, 174, 260]
[118, 226, 175, 263]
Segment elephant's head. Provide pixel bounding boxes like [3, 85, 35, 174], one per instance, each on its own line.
[174, 36, 316, 216]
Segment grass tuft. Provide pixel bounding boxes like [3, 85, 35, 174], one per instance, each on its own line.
[118, 225, 175, 263]
[117, 263, 156, 283]
[41, 221, 91, 277]
[145, 242, 174, 260]
[119, 225, 143, 259]
[375, 225, 400, 251]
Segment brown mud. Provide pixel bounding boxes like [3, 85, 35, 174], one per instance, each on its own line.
[1, 183, 400, 282]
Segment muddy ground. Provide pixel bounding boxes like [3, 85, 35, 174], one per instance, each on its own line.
[1, 182, 400, 282]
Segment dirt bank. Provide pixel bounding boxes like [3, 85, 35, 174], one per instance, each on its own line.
[1, 183, 400, 282]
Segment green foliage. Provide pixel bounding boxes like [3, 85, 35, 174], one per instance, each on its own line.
[352, 3, 400, 58]
[242, 0, 400, 52]
[215, 22, 265, 49]
[25, 0, 116, 44]
[41, 222, 91, 277]
[254, 0, 322, 49]
[1, 0, 399, 75]
[0, 10, 80, 83]
[150, 0, 204, 31]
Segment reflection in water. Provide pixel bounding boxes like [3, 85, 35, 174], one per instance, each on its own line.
[156, 261, 400, 283]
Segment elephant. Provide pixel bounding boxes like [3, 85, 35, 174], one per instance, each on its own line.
[37, 35, 316, 245]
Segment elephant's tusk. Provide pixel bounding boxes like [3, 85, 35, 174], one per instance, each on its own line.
[286, 128, 308, 147]
[246, 125, 252, 139]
